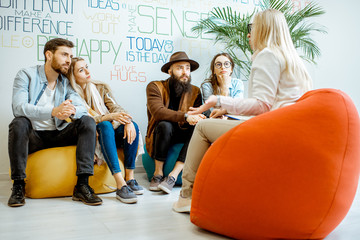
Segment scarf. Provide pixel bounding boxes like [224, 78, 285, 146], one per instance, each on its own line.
[85, 83, 144, 165]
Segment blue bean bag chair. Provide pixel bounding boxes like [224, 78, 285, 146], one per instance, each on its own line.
[142, 143, 183, 185]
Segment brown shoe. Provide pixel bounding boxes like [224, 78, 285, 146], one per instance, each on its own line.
[158, 176, 176, 194]
[149, 175, 163, 191]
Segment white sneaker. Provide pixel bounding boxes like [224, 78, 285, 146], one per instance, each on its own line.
[172, 195, 191, 213]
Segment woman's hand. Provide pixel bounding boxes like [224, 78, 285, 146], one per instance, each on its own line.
[210, 108, 227, 118]
[103, 112, 132, 124]
[217, 74, 232, 84]
[218, 75, 231, 96]
[124, 122, 137, 144]
[113, 112, 132, 124]
[188, 95, 217, 115]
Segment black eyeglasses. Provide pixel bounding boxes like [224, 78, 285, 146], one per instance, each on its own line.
[247, 23, 252, 34]
[214, 61, 232, 69]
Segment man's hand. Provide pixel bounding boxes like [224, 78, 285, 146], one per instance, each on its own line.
[124, 122, 137, 144]
[52, 99, 76, 120]
[188, 95, 217, 115]
[210, 108, 227, 118]
[186, 114, 206, 125]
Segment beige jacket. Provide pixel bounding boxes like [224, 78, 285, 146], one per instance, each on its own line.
[89, 82, 127, 124]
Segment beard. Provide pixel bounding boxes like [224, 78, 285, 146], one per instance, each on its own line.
[169, 73, 192, 97]
[51, 57, 69, 75]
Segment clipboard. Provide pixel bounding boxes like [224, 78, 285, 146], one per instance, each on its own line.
[224, 115, 253, 121]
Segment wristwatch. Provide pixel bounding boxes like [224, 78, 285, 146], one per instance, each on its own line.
[184, 113, 188, 120]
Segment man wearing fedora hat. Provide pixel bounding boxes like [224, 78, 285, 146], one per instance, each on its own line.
[145, 51, 206, 193]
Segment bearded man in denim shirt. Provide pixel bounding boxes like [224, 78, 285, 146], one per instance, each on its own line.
[8, 38, 102, 207]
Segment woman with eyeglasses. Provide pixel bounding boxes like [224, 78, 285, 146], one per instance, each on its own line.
[173, 9, 313, 212]
[200, 53, 244, 116]
[66, 57, 144, 204]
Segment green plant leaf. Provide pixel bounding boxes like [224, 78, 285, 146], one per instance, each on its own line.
[191, 0, 326, 79]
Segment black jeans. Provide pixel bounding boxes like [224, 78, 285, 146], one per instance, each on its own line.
[8, 116, 96, 180]
[153, 121, 194, 163]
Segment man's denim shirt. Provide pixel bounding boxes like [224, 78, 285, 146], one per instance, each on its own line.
[12, 65, 87, 130]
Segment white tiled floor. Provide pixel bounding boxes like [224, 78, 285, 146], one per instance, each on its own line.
[0, 172, 359, 240]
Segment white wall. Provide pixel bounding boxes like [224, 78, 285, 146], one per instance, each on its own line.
[308, 0, 360, 109]
[0, 0, 359, 175]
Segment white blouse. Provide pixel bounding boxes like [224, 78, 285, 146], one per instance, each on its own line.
[220, 48, 310, 116]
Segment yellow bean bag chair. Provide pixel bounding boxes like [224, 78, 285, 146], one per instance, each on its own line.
[22, 146, 125, 198]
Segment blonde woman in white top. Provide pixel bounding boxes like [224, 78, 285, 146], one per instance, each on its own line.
[173, 9, 313, 212]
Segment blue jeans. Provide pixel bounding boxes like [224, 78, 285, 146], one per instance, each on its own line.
[97, 121, 139, 175]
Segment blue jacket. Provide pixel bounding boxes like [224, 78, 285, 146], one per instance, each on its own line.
[200, 78, 244, 102]
[12, 65, 87, 130]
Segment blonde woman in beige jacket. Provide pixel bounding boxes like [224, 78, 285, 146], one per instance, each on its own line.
[67, 57, 143, 204]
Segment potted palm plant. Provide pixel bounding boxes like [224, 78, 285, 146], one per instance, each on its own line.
[192, 0, 327, 78]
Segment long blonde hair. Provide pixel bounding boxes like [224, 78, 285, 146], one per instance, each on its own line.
[251, 9, 312, 91]
[66, 57, 109, 107]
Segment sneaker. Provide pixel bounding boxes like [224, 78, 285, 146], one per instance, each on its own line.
[8, 184, 25, 207]
[173, 195, 191, 213]
[126, 179, 144, 195]
[149, 175, 163, 191]
[72, 184, 102, 206]
[116, 185, 137, 204]
[158, 176, 176, 194]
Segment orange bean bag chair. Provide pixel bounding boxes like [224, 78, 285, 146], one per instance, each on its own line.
[190, 89, 360, 239]
[22, 146, 125, 198]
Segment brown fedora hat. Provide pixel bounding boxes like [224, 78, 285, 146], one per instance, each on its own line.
[161, 51, 199, 73]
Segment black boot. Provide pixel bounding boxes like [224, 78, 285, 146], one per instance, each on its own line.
[72, 184, 102, 206]
[8, 184, 25, 207]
